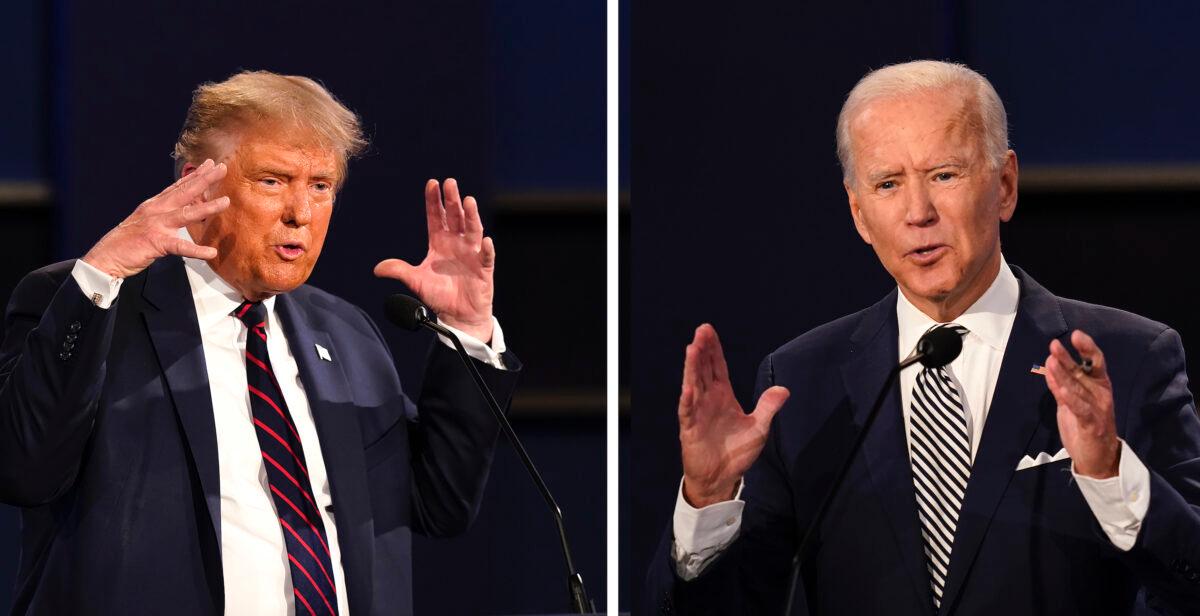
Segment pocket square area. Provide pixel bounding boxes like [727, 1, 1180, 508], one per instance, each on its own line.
[1016, 448, 1070, 471]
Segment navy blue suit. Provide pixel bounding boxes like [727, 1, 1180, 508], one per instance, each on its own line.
[647, 267, 1200, 615]
[0, 257, 520, 615]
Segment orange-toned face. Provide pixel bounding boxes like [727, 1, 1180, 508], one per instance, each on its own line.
[844, 87, 1018, 320]
[184, 123, 340, 301]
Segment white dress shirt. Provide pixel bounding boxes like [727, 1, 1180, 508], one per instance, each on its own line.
[672, 256, 1151, 580]
[71, 248, 507, 614]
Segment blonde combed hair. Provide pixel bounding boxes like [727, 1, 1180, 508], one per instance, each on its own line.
[836, 60, 1009, 184]
[172, 70, 368, 184]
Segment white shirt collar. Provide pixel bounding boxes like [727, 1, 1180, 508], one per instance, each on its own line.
[896, 255, 1019, 357]
[178, 228, 277, 327]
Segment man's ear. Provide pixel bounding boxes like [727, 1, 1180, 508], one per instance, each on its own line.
[846, 181, 873, 245]
[998, 150, 1018, 223]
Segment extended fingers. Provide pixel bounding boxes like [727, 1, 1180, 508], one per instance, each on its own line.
[425, 179, 447, 237]
[443, 178, 466, 234]
[753, 386, 790, 426]
[480, 236, 496, 269]
[373, 258, 418, 285]
[463, 195, 484, 239]
[1044, 353, 1096, 417]
[170, 195, 230, 226]
[167, 160, 227, 209]
[700, 325, 730, 384]
[163, 235, 218, 261]
[681, 340, 702, 416]
[1070, 329, 1108, 378]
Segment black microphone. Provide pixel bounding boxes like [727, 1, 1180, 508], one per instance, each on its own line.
[782, 324, 965, 615]
[383, 294, 595, 614]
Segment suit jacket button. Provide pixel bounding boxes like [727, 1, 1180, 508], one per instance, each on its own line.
[68, 321, 81, 333]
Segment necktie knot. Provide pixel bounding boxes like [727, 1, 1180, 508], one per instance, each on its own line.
[235, 301, 267, 330]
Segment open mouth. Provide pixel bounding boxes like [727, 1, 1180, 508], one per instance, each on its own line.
[274, 243, 306, 261]
[907, 244, 947, 263]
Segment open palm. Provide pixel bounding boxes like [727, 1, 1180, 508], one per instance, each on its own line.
[678, 324, 790, 508]
[374, 179, 495, 342]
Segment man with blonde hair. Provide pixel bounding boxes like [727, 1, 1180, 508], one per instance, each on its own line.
[0, 70, 518, 615]
[646, 60, 1200, 614]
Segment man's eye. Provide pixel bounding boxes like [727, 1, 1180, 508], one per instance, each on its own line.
[261, 178, 280, 187]
[877, 180, 896, 191]
[934, 172, 955, 182]
[313, 182, 331, 192]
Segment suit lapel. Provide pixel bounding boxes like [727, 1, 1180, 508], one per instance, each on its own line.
[141, 257, 223, 548]
[936, 267, 1067, 615]
[275, 294, 375, 614]
[840, 289, 934, 611]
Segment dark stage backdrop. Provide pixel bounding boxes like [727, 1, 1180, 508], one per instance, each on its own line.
[0, 0, 605, 614]
[630, 1, 1200, 612]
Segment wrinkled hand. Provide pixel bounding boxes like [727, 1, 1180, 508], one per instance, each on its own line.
[374, 179, 495, 342]
[1043, 330, 1121, 479]
[679, 324, 790, 508]
[82, 159, 230, 279]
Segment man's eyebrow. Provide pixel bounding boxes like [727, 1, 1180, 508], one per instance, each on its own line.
[918, 159, 967, 172]
[253, 166, 294, 178]
[866, 169, 901, 183]
[251, 166, 338, 182]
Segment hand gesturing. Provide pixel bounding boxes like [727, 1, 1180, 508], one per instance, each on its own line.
[1043, 330, 1121, 478]
[374, 179, 495, 342]
[82, 160, 230, 279]
[679, 324, 790, 508]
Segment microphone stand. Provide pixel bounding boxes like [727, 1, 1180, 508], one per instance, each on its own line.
[413, 306, 595, 614]
[781, 350, 926, 616]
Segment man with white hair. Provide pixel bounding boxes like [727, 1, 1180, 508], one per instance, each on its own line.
[646, 60, 1200, 615]
[0, 71, 518, 615]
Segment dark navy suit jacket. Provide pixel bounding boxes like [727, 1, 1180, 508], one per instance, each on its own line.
[0, 257, 520, 615]
[647, 267, 1200, 615]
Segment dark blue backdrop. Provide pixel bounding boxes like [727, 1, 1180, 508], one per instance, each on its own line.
[0, 1, 605, 614]
[629, 1, 1200, 612]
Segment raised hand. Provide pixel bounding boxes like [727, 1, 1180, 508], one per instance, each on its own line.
[1043, 329, 1121, 479]
[374, 179, 495, 342]
[82, 159, 230, 279]
[679, 324, 790, 508]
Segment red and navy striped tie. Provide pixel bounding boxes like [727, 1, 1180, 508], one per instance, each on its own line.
[236, 301, 339, 616]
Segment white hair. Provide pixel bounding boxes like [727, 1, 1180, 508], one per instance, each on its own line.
[835, 60, 1009, 183]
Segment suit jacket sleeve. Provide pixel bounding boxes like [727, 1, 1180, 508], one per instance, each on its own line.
[0, 263, 117, 506]
[644, 352, 798, 616]
[357, 306, 521, 538]
[1111, 327, 1200, 612]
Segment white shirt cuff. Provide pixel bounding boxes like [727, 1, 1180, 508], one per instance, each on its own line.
[436, 316, 508, 370]
[1072, 439, 1150, 551]
[671, 478, 745, 580]
[71, 259, 124, 309]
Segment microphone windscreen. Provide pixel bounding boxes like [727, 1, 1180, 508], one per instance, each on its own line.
[384, 294, 427, 331]
[916, 326, 964, 368]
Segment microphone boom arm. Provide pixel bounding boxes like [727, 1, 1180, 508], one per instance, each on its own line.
[414, 308, 594, 614]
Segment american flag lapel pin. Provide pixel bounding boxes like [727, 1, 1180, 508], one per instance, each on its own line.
[1030, 364, 1047, 376]
[315, 343, 333, 362]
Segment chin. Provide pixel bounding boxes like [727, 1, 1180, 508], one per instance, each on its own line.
[256, 263, 314, 296]
[900, 271, 960, 303]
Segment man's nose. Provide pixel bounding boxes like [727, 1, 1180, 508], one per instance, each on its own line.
[903, 181, 938, 227]
[282, 186, 313, 226]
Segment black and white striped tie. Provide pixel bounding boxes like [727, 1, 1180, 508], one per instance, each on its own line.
[908, 323, 970, 610]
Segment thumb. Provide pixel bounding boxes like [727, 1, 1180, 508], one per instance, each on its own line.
[752, 385, 790, 426]
[374, 258, 418, 284]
